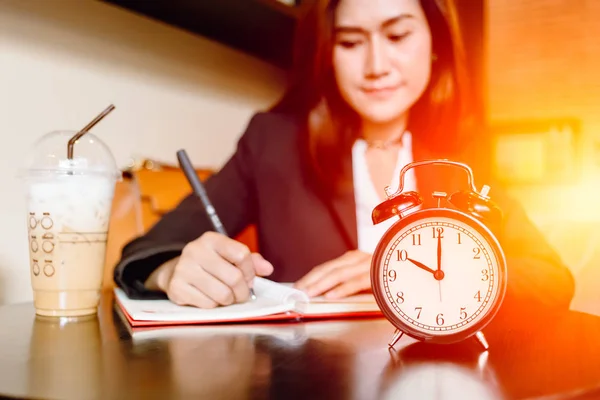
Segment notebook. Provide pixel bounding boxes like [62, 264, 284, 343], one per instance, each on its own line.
[114, 277, 382, 328]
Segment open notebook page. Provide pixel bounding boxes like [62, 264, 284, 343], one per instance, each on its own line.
[114, 277, 309, 323]
[275, 283, 380, 315]
[300, 294, 380, 315]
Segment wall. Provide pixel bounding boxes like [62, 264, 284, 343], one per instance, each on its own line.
[487, 0, 600, 314]
[0, 0, 285, 304]
[488, 0, 600, 211]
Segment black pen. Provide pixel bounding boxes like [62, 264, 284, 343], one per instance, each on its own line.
[176, 149, 257, 301]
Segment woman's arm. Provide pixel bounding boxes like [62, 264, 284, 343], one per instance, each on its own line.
[493, 191, 575, 318]
[113, 114, 265, 299]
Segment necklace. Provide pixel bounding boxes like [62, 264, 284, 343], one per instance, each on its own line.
[364, 131, 406, 150]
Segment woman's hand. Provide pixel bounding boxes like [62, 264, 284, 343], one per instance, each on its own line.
[294, 250, 372, 299]
[145, 232, 274, 308]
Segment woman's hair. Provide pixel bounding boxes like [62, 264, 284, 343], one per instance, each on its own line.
[270, 0, 479, 194]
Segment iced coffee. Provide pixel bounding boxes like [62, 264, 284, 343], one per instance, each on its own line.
[23, 127, 119, 317]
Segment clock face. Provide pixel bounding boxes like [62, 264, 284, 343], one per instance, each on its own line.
[372, 208, 506, 342]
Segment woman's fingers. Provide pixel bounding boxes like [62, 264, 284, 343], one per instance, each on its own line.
[323, 273, 371, 299]
[295, 251, 371, 297]
[294, 256, 347, 291]
[250, 253, 274, 277]
[201, 232, 256, 285]
[303, 260, 367, 297]
[163, 232, 275, 308]
[166, 273, 218, 309]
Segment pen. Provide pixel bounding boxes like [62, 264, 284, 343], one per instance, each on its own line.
[176, 149, 257, 301]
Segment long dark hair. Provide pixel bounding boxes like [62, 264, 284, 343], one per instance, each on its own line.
[270, 0, 478, 194]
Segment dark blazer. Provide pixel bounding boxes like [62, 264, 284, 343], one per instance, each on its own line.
[114, 111, 575, 322]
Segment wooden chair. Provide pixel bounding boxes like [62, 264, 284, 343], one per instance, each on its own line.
[103, 160, 258, 290]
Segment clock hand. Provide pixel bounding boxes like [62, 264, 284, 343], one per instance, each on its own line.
[433, 234, 445, 281]
[406, 258, 435, 275]
[437, 234, 442, 272]
[436, 234, 444, 300]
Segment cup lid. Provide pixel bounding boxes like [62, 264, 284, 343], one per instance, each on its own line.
[23, 130, 120, 178]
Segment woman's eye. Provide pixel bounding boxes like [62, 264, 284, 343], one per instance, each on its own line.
[337, 40, 362, 49]
[388, 32, 411, 42]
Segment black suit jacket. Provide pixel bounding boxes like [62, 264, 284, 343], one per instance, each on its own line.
[114, 112, 575, 321]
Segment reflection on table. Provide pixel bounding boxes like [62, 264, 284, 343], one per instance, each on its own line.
[0, 293, 597, 399]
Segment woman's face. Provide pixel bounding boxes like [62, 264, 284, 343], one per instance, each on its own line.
[332, 0, 433, 125]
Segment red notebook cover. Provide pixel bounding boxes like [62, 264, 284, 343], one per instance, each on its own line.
[113, 278, 383, 329]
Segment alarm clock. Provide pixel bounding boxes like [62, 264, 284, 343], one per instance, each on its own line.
[370, 160, 507, 350]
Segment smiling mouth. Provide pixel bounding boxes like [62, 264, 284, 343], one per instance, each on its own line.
[361, 84, 402, 95]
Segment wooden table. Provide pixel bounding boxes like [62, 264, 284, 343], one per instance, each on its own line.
[0, 293, 599, 400]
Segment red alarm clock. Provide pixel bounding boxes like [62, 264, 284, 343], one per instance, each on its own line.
[370, 160, 507, 350]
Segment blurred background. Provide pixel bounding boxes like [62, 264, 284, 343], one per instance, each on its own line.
[0, 0, 598, 313]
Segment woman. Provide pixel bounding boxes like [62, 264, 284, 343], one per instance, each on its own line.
[114, 0, 574, 316]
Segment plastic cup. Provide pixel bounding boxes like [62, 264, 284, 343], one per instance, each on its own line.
[22, 130, 120, 317]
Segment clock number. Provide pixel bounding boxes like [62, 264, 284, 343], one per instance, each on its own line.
[460, 307, 467, 320]
[481, 269, 489, 281]
[412, 234, 421, 246]
[473, 248, 481, 259]
[432, 227, 444, 239]
[396, 291, 404, 304]
[457, 233, 462, 244]
[415, 307, 422, 319]
[436, 313, 445, 326]
[396, 250, 408, 261]
[474, 290, 481, 302]
[387, 270, 397, 282]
